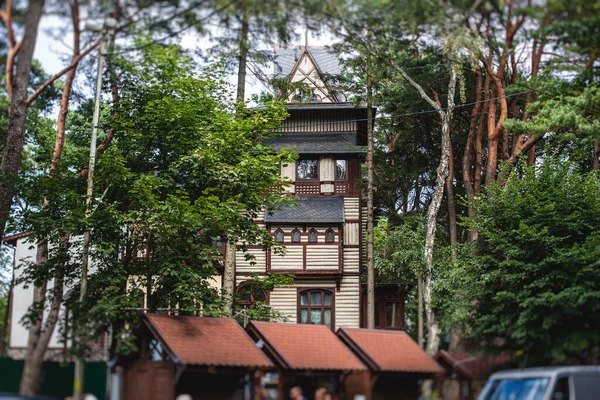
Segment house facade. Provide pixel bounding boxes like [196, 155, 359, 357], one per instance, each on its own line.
[233, 46, 369, 331]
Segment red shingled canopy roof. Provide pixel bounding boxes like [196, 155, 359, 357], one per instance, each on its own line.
[143, 314, 273, 369]
[337, 328, 443, 374]
[247, 321, 366, 371]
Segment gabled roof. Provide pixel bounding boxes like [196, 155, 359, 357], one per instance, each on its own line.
[267, 133, 363, 154]
[265, 197, 344, 224]
[247, 321, 366, 371]
[337, 328, 443, 375]
[275, 47, 340, 78]
[143, 314, 273, 369]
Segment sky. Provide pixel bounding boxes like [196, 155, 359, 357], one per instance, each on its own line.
[33, 12, 334, 103]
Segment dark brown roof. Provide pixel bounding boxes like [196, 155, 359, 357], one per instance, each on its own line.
[247, 321, 366, 371]
[265, 196, 345, 224]
[435, 350, 514, 381]
[143, 314, 273, 369]
[337, 328, 443, 375]
[267, 133, 363, 154]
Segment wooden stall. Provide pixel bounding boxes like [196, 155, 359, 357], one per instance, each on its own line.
[246, 321, 368, 399]
[337, 328, 444, 400]
[121, 314, 274, 400]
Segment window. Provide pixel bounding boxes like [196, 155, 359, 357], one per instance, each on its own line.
[291, 228, 301, 243]
[235, 282, 267, 310]
[308, 228, 318, 243]
[297, 160, 318, 180]
[325, 228, 335, 243]
[335, 160, 347, 180]
[298, 289, 333, 329]
[274, 229, 284, 243]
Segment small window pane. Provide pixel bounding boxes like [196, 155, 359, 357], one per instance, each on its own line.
[374, 302, 380, 327]
[324, 292, 332, 305]
[309, 230, 317, 242]
[310, 309, 322, 324]
[300, 293, 308, 305]
[335, 160, 347, 180]
[300, 308, 308, 323]
[326, 229, 334, 243]
[310, 291, 322, 305]
[292, 230, 300, 242]
[297, 160, 318, 180]
[324, 309, 332, 328]
[275, 230, 283, 242]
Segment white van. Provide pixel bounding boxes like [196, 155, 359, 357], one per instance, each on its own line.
[478, 366, 600, 400]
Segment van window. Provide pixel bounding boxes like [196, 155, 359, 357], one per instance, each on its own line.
[572, 375, 599, 400]
[480, 377, 549, 400]
[551, 377, 569, 400]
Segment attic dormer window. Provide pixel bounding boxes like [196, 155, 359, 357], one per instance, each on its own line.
[297, 160, 318, 180]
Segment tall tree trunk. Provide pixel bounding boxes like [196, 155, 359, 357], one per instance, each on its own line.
[236, 3, 250, 103]
[446, 140, 457, 248]
[20, 3, 80, 393]
[462, 67, 483, 242]
[0, 0, 45, 241]
[224, 2, 250, 315]
[593, 141, 599, 171]
[222, 240, 236, 316]
[422, 66, 457, 400]
[366, 49, 375, 329]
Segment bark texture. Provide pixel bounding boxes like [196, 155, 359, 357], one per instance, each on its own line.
[0, 0, 45, 241]
[20, 3, 80, 393]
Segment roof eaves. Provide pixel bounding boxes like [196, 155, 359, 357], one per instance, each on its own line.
[247, 322, 292, 370]
[336, 329, 382, 372]
[142, 314, 182, 365]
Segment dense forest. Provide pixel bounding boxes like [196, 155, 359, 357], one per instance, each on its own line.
[1, 0, 599, 396]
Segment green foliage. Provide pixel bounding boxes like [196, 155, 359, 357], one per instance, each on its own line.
[17, 42, 296, 357]
[455, 157, 600, 363]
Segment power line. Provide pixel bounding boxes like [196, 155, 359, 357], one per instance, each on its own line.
[174, 84, 560, 133]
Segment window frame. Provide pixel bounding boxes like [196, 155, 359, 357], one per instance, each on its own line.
[325, 228, 335, 243]
[291, 228, 301, 243]
[274, 228, 284, 243]
[297, 288, 335, 330]
[296, 159, 320, 181]
[235, 281, 269, 310]
[308, 228, 318, 243]
[335, 159, 348, 181]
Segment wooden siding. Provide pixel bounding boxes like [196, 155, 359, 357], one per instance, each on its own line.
[344, 197, 360, 220]
[335, 275, 361, 328]
[343, 248, 360, 273]
[320, 157, 335, 181]
[271, 246, 303, 270]
[281, 162, 295, 194]
[236, 248, 267, 273]
[280, 110, 357, 133]
[344, 222, 360, 245]
[306, 245, 339, 270]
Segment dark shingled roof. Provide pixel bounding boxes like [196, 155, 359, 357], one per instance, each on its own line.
[274, 47, 340, 78]
[265, 197, 344, 223]
[267, 134, 363, 154]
